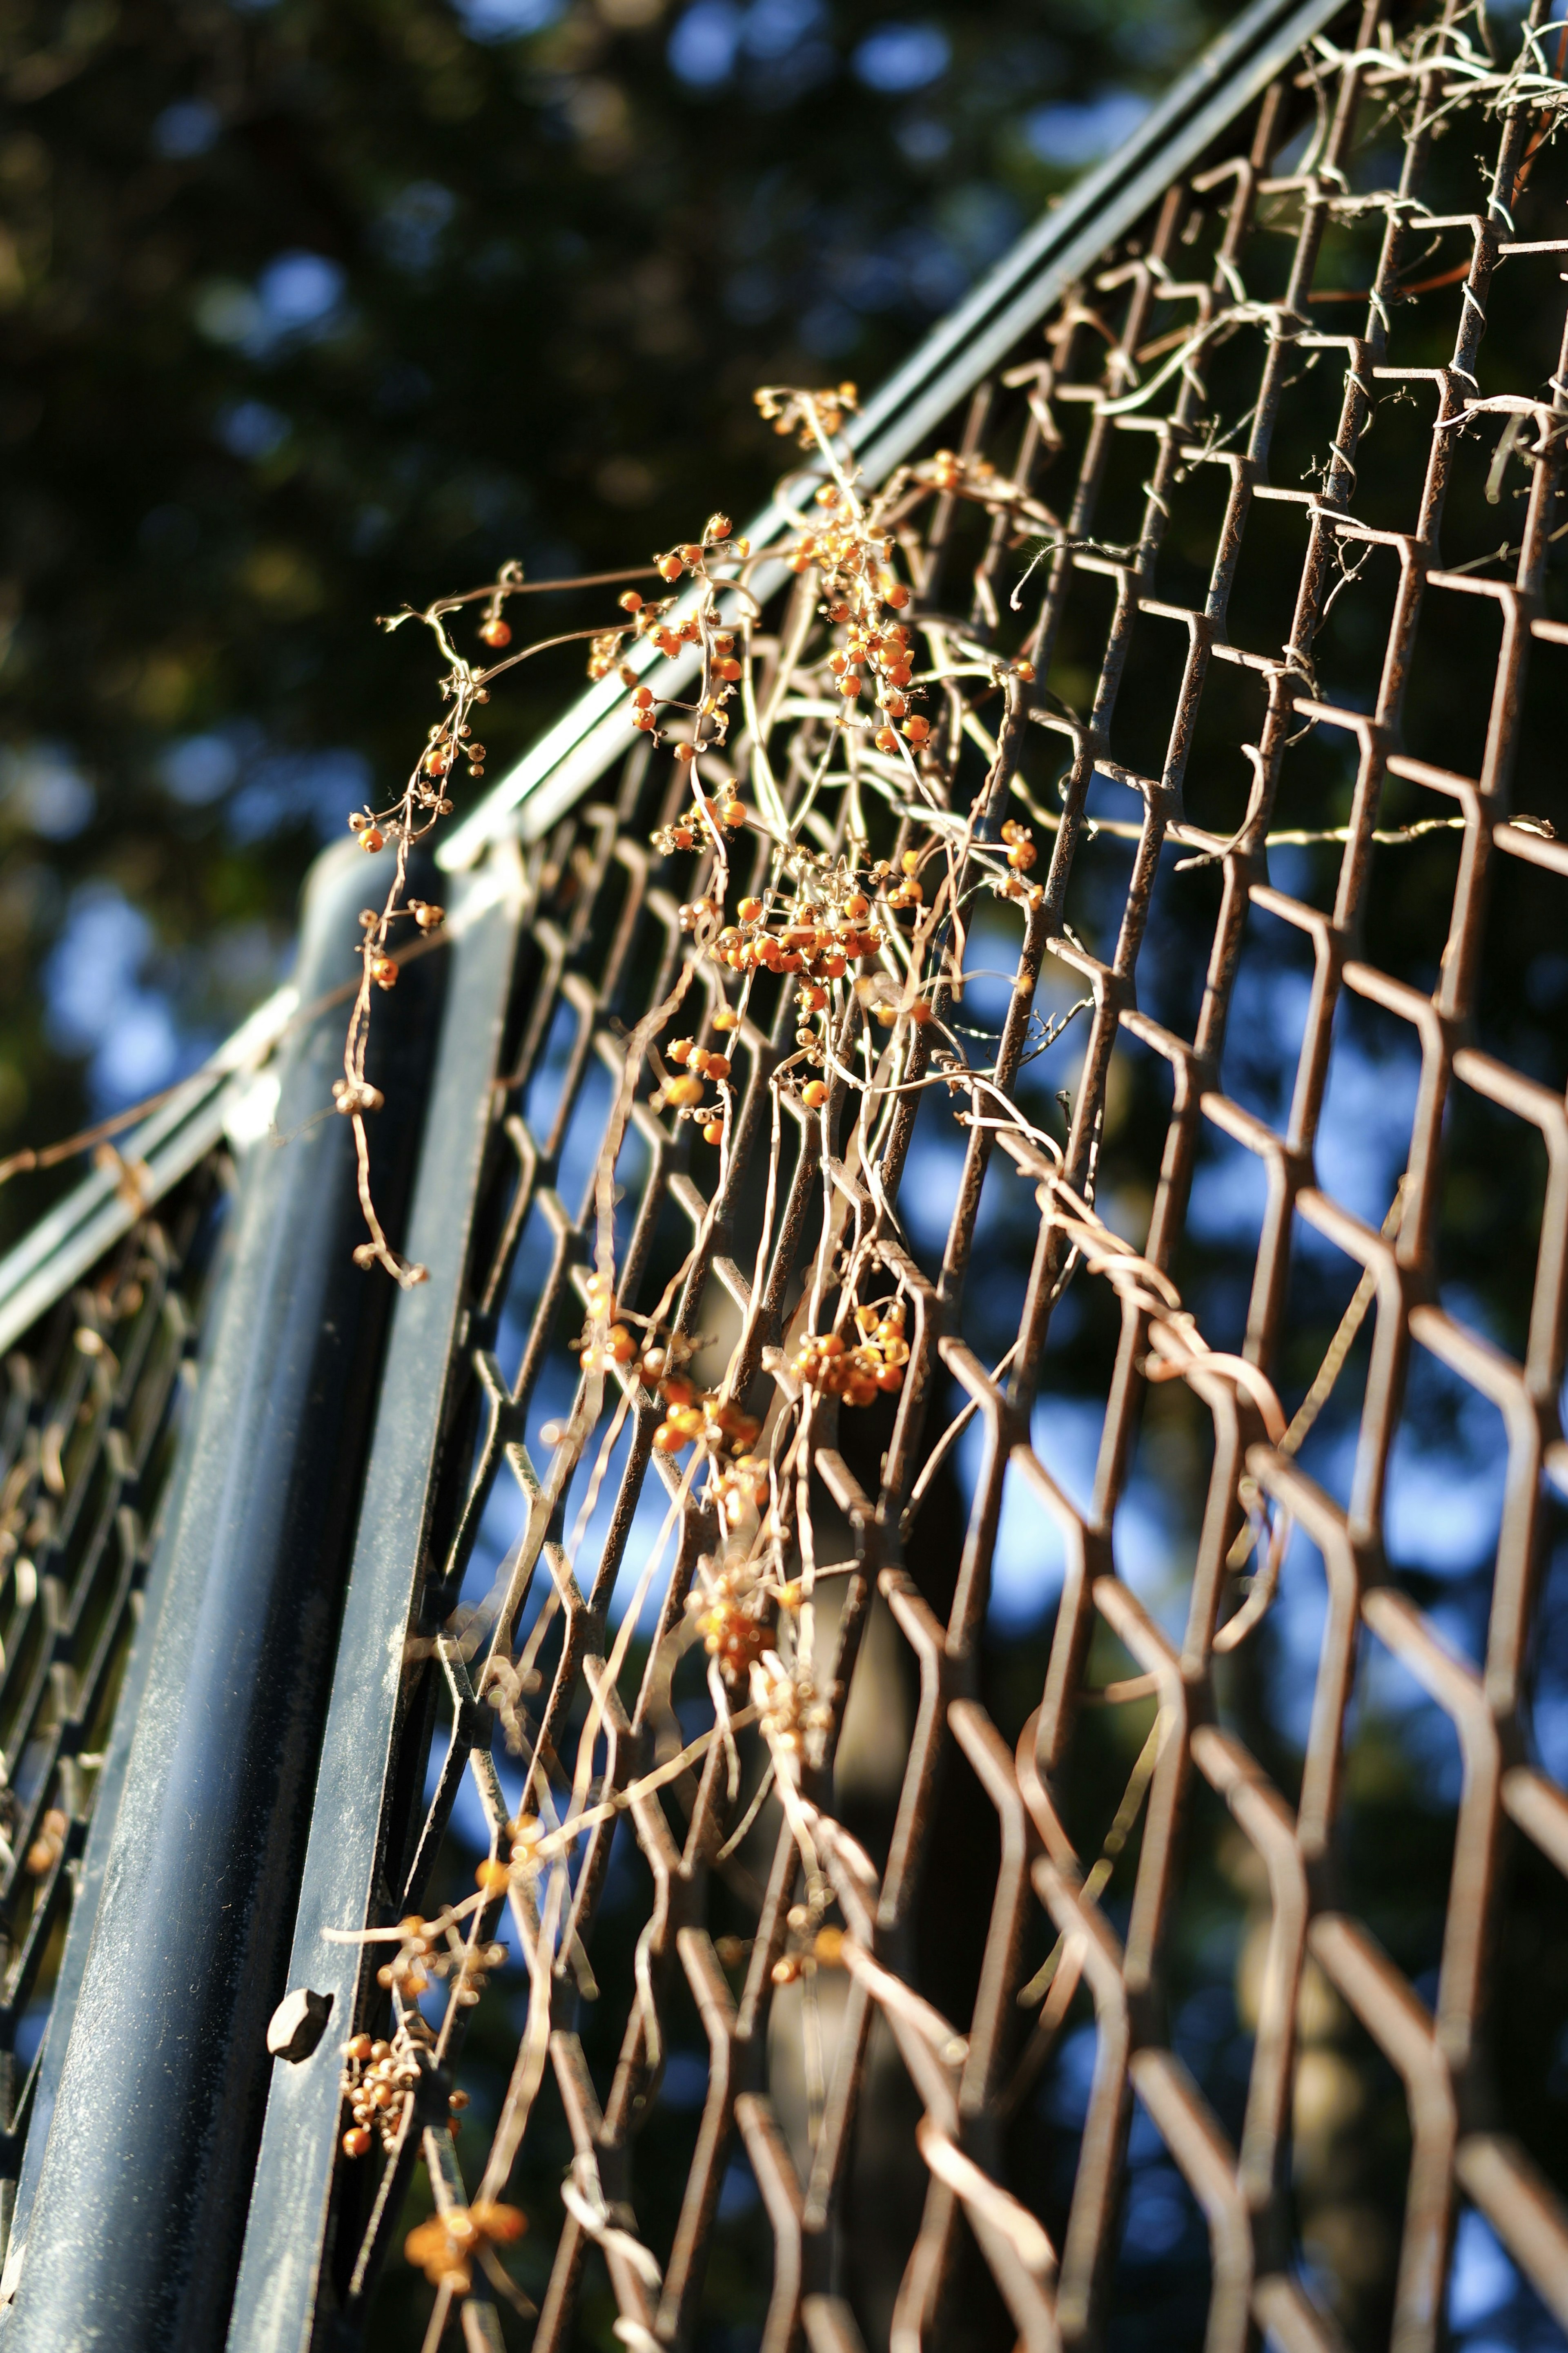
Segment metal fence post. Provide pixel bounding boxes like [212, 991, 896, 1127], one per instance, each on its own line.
[1, 839, 448, 2353]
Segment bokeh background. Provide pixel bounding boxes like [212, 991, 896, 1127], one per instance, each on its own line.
[0, 0, 1218, 1235]
[7, 4, 1568, 2351]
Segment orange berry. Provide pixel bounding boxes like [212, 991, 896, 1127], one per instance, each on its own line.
[713, 1006, 739, 1030]
[634, 686, 654, 707]
[370, 955, 398, 989]
[902, 716, 931, 744]
[840, 676, 862, 699]
[619, 589, 644, 612]
[360, 827, 385, 854]
[1015, 658, 1036, 680]
[479, 616, 511, 648]
[665, 1074, 703, 1108]
[884, 582, 910, 609]
[675, 743, 698, 763]
[343, 2127, 373, 2159]
[702, 1119, 724, 1146]
[717, 658, 742, 681]
[738, 896, 764, 923]
[475, 1859, 510, 1896]
[669, 1038, 693, 1063]
[657, 554, 683, 582]
[802, 1080, 827, 1108]
[874, 727, 897, 753]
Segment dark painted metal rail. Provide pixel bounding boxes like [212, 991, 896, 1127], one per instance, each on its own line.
[228, 846, 524, 2353]
[1, 841, 448, 2353]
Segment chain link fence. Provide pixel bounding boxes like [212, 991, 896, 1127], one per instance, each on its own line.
[5, 3, 1568, 2351]
[0, 1155, 231, 2275]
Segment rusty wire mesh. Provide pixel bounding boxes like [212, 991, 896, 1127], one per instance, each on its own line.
[272, 6, 1568, 2350]
[0, 1154, 230, 2247]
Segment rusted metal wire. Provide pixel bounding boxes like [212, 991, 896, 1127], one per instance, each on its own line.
[236, 6, 1568, 2349]
[1, 2, 1563, 2347]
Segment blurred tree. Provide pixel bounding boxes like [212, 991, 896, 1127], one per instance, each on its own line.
[0, 0, 1223, 1244]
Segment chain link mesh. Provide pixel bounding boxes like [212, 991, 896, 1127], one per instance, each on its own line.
[0, 1154, 231, 2248]
[257, 6, 1568, 2348]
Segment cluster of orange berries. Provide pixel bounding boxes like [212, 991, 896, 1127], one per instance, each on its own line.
[882, 848, 930, 913]
[592, 586, 743, 694]
[371, 1913, 507, 2013]
[574, 1274, 764, 1462]
[754, 381, 858, 446]
[996, 819, 1046, 907]
[470, 1815, 545, 1907]
[713, 1451, 771, 1529]
[593, 518, 753, 779]
[789, 1300, 909, 1407]
[651, 770, 747, 856]
[776, 480, 947, 760]
[701, 881, 884, 983]
[405, 2202, 526, 2296]
[1000, 819, 1037, 871]
[347, 808, 399, 857]
[576, 1269, 655, 1371]
[755, 1657, 833, 1767]
[657, 1033, 734, 1148]
[653, 513, 751, 582]
[786, 487, 907, 594]
[339, 2025, 466, 2161]
[653, 1386, 762, 1461]
[771, 1907, 848, 1987]
[585, 587, 686, 687]
[690, 1561, 773, 1687]
[410, 720, 487, 803]
[347, 899, 444, 996]
[826, 614, 928, 750]
[922, 446, 998, 497]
